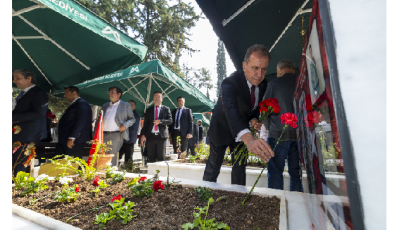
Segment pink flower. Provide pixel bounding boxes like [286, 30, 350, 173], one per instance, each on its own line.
[111, 194, 122, 202]
[153, 180, 165, 192]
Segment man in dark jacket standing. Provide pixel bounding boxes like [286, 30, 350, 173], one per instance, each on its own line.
[55, 86, 92, 159]
[169, 96, 193, 155]
[203, 44, 274, 186]
[197, 120, 204, 144]
[187, 116, 199, 157]
[140, 91, 172, 162]
[12, 69, 48, 177]
[263, 59, 302, 192]
[119, 100, 140, 164]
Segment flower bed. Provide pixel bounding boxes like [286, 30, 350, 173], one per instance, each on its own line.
[12, 173, 286, 230]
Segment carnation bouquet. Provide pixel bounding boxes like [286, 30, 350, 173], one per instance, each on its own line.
[233, 98, 281, 165]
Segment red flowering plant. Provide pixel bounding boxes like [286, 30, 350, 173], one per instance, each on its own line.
[46, 111, 57, 120]
[153, 180, 165, 192]
[75, 184, 80, 192]
[242, 112, 298, 206]
[233, 98, 281, 165]
[92, 176, 109, 196]
[111, 194, 122, 202]
[304, 110, 323, 128]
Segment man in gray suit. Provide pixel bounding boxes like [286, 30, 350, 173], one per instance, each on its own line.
[102, 86, 136, 166]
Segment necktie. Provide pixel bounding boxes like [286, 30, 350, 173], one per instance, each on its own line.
[175, 108, 181, 128]
[15, 91, 25, 101]
[154, 106, 159, 131]
[251, 85, 255, 111]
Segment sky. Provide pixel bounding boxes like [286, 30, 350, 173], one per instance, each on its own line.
[179, 1, 236, 102]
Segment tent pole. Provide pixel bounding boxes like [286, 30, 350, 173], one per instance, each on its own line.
[144, 75, 152, 113]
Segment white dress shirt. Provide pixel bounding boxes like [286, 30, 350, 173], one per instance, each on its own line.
[22, 84, 36, 94]
[174, 106, 185, 130]
[235, 78, 259, 142]
[103, 100, 121, 131]
[151, 105, 162, 133]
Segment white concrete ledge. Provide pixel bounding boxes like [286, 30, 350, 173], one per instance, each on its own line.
[12, 203, 81, 230]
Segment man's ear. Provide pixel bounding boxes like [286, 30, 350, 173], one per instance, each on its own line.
[242, 61, 247, 72]
[27, 76, 32, 83]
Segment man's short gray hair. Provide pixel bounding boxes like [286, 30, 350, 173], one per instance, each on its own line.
[277, 59, 295, 70]
[12, 69, 38, 84]
[244, 44, 270, 63]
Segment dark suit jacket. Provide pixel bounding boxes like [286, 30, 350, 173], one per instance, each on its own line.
[140, 105, 172, 139]
[12, 86, 48, 143]
[208, 70, 267, 146]
[188, 123, 199, 146]
[124, 110, 140, 144]
[198, 125, 204, 141]
[57, 98, 92, 144]
[169, 107, 193, 137]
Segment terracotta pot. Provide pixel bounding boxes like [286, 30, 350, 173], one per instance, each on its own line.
[96, 154, 114, 169]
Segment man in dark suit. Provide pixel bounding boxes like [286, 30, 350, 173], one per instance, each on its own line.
[12, 69, 48, 177]
[169, 96, 193, 156]
[55, 86, 92, 158]
[203, 44, 275, 185]
[186, 116, 199, 157]
[140, 91, 172, 162]
[197, 120, 204, 144]
[119, 100, 140, 164]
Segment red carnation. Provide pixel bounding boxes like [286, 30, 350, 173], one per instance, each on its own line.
[280, 113, 298, 128]
[304, 111, 323, 127]
[51, 115, 56, 119]
[138, 176, 147, 182]
[75, 184, 80, 192]
[111, 194, 122, 202]
[153, 180, 165, 192]
[93, 176, 100, 186]
[12, 127, 16, 132]
[46, 112, 52, 118]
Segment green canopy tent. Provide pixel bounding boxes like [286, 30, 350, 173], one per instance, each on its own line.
[195, 0, 313, 82]
[12, 0, 148, 92]
[193, 113, 210, 128]
[53, 59, 215, 117]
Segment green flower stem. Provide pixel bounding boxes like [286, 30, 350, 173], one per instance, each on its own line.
[241, 125, 288, 206]
[66, 204, 109, 222]
[241, 166, 266, 206]
[27, 191, 60, 207]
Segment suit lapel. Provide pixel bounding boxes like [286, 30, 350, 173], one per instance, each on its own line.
[238, 74, 252, 109]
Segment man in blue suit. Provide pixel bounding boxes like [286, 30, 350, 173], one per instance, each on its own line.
[119, 100, 140, 164]
[55, 86, 92, 158]
[12, 69, 48, 177]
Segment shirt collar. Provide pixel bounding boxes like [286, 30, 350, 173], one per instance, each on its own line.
[155, 105, 162, 108]
[70, 97, 80, 105]
[110, 100, 120, 106]
[23, 84, 36, 93]
[245, 77, 254, 89]
[178, 106, 185, 110]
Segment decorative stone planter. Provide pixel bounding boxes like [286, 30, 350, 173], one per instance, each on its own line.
[12, 173, 288, 230]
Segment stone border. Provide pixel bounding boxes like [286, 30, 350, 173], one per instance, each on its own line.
[12, 203, 81, 230]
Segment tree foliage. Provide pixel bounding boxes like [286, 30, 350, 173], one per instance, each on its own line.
[216, 39, 227, 97]
[78, 0, 201, 77]
[183, 64, 213, 100]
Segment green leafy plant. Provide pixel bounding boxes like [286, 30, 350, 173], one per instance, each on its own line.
[94, 197, 137, 230]
[152, 170, 160, 182]
[19, 175, 49, 197]
[194, 186, 213, 203]
[13, 171, 32, 190]
[54, 170, 69, 182]
[105, 166, 116, 179]
[182, 197, 230, 230]
[92, 180, 109, 196]
[129, 176, 154, 198]
[189, 155, 197, 163]
[48, 140, 112, 181]
[109, 172, 126, 185]
[54, 184, 80, 202]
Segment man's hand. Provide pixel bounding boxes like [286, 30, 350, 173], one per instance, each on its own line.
[119, 125, 127, 132]
[186, 134, 193, 138]
[153, 119, 160, 125]
[194, 143, 198, 148]
[67, 139, 75, 149]
[140, 135, 146, 145]
[250, 119, 262, 131]
[241, 133, 274, 162]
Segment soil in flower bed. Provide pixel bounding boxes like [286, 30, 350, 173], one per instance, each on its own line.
[12, 177, 281, 230]
[178, 158, 266, 168]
